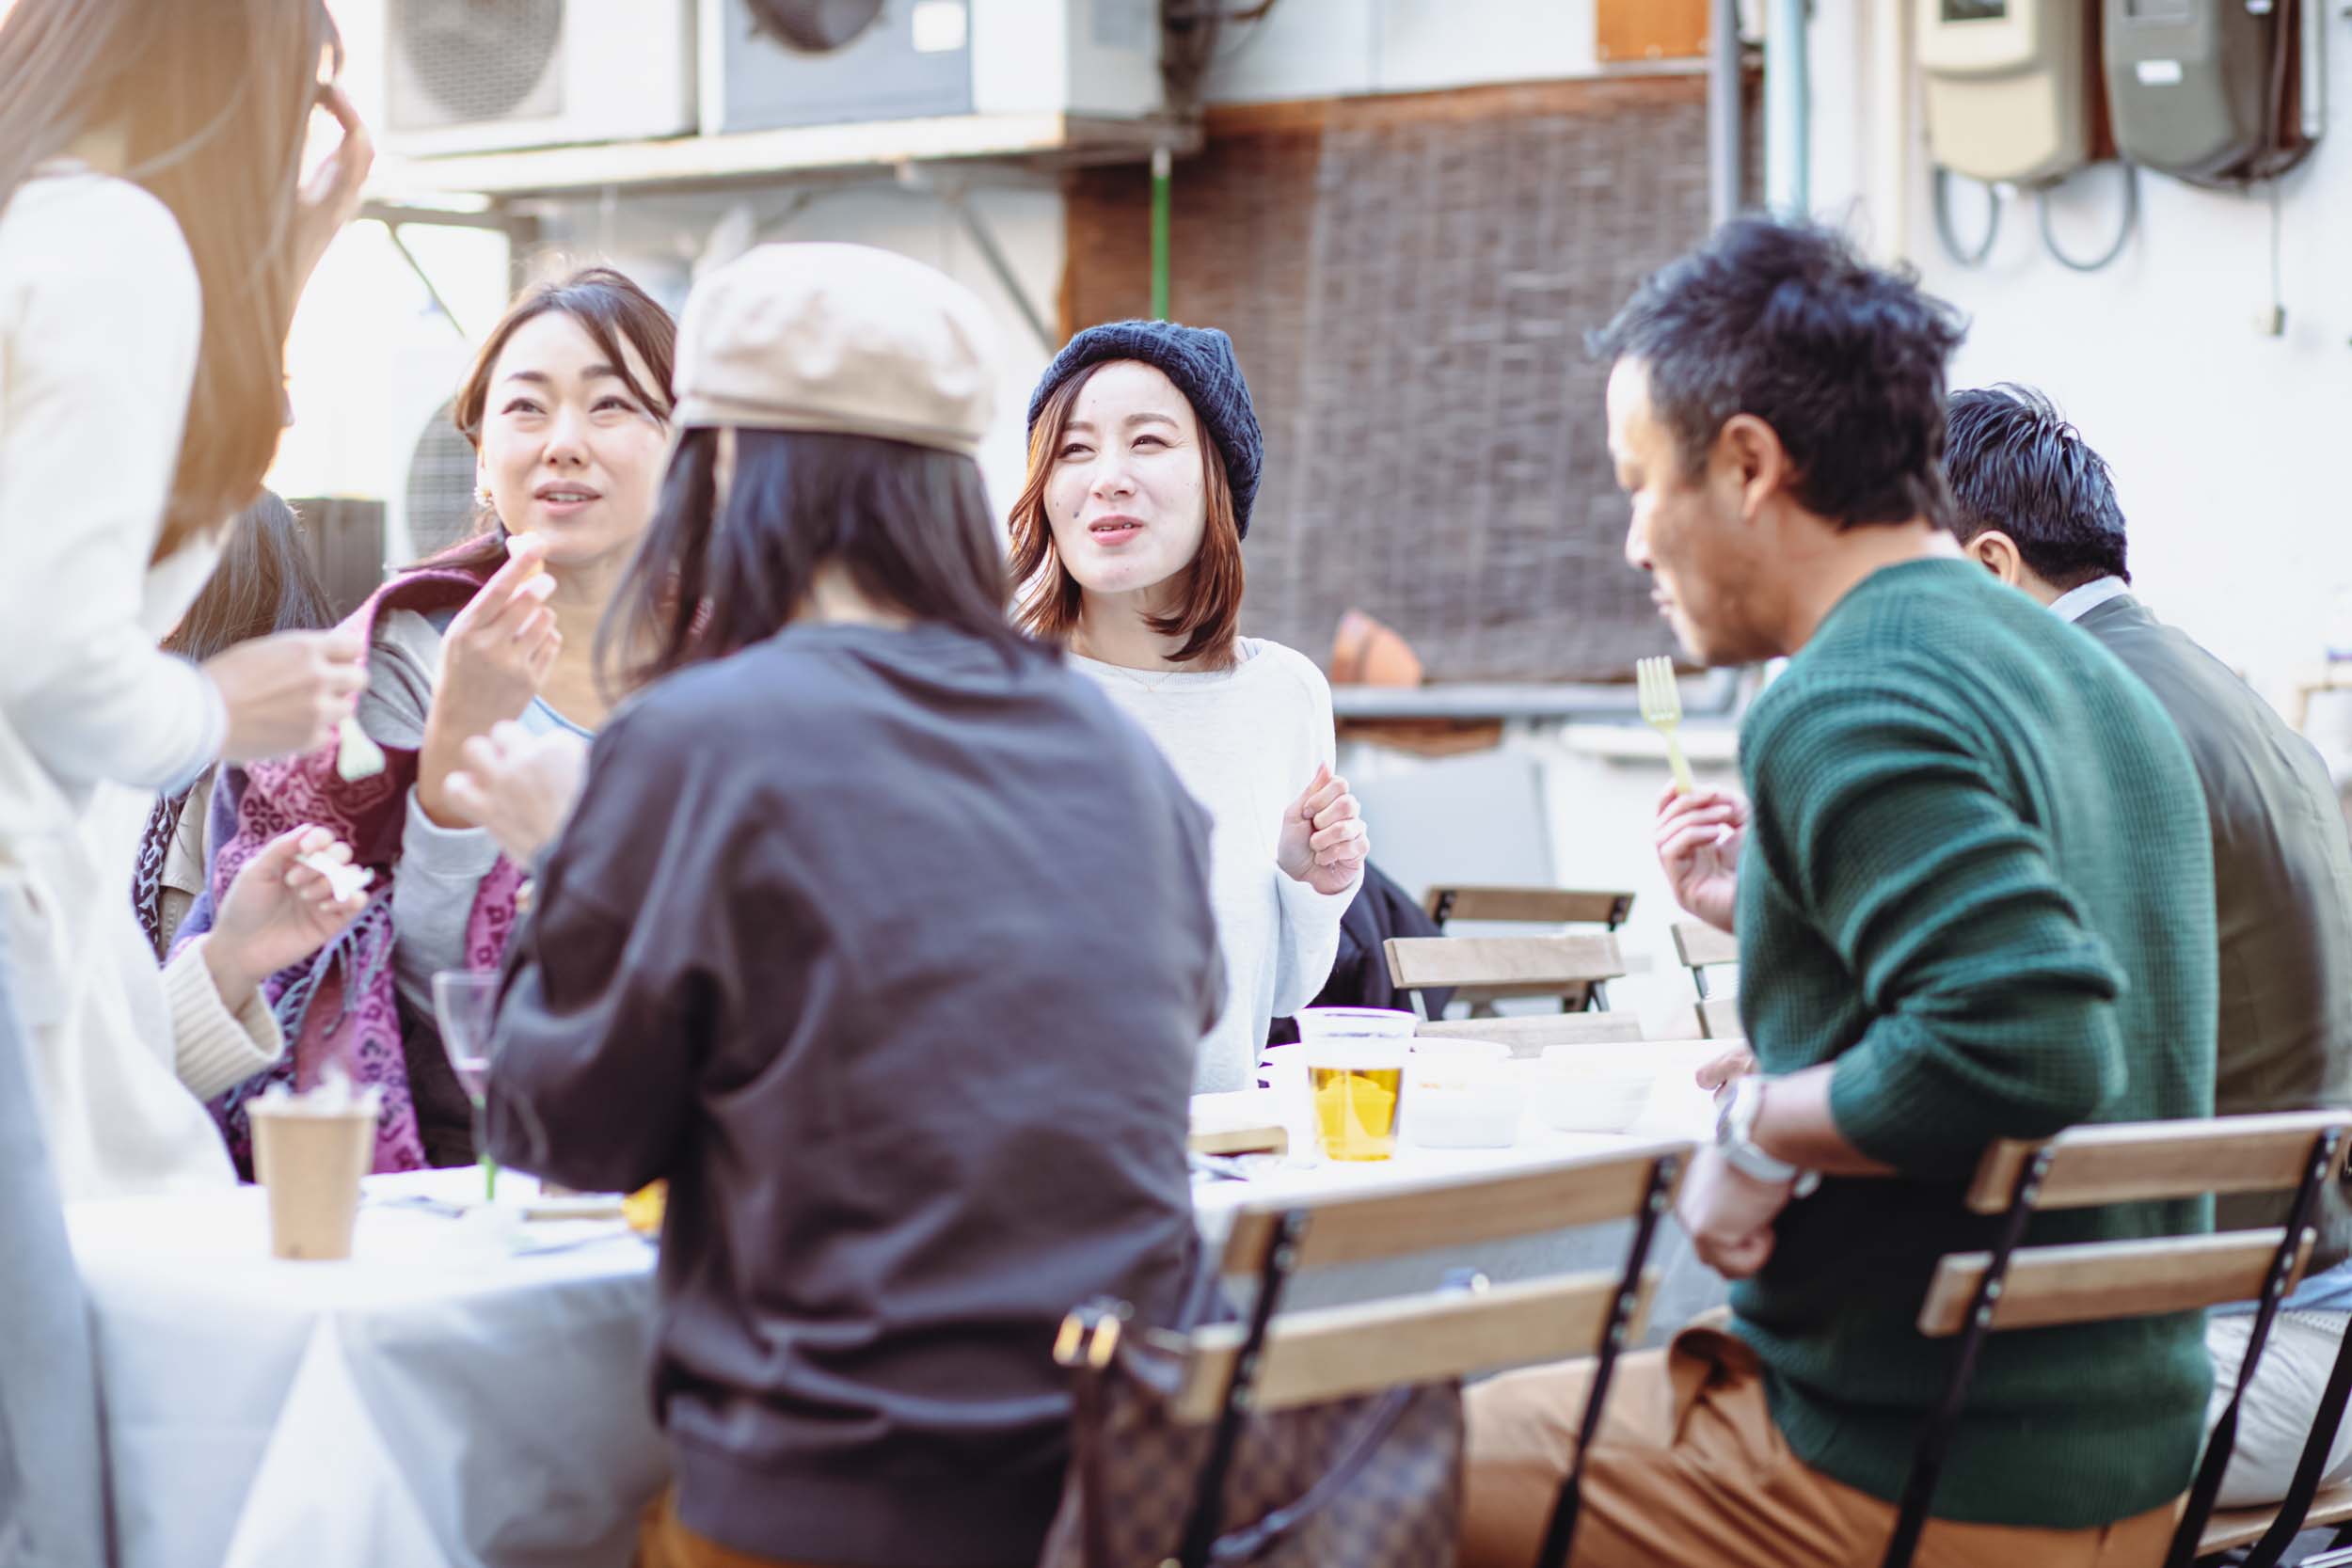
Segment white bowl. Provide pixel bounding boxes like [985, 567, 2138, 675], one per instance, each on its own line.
[1403, 1044, 1519, 1148]
[1528, 1070, 1655, 1134]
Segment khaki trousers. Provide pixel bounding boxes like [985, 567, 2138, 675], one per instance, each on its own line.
[635, 1490, 831, 1568]
[1460, 1325, 2182, 1568]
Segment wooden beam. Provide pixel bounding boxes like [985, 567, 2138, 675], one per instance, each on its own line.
[1220, 1141, 1689, 1275]
[1422, 886, 1635, 927]
[1917, 1230, 2312, 1338]
[1670, 921, 1740, 971]
[1418, 1014, 1646, 1052]
[1384, 934, 1626, 993]
[1172, 1271, 1656, 1421]
[1964, 1112, 2352, 1215]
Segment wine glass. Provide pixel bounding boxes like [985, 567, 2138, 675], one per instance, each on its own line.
[432, 970, 506, 1202]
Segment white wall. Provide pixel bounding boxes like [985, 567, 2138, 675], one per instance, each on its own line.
[1807, 3, 2352, 734]
[1198, 0, 1611, 103]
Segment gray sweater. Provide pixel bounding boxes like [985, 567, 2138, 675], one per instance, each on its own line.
[358, 609, 591, 1160]
[486, 623, 1222, 1567]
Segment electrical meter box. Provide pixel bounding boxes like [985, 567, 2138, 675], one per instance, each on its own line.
[2104, 0, 2280, 181]
[1916, 0, 2098, 182]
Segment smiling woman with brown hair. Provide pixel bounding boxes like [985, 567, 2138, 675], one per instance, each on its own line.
[1009, 322, 1371, 1094]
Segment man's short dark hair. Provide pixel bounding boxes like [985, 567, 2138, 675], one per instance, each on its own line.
[1592, 218, 1965, 529]
[1944, 385, 2130, 589]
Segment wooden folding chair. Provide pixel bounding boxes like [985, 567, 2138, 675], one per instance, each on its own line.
[1669, 920, 1741, 1038]
[1055, 1140, 1692, 1568]
[1881, 1110, 2352, 1568]
[1422, 887, 1635, 1014]
[1383, 933, 1629, 1024]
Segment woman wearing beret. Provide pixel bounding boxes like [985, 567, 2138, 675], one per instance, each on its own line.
[1010, 322, 1369, 1093]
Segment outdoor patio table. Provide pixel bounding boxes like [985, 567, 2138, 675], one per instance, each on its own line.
[66, 1168, 666, 1568]
[67, 1046, 1726, 1568]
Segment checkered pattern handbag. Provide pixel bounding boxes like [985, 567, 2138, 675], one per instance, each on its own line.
[1038, 1305, 1462, 1568]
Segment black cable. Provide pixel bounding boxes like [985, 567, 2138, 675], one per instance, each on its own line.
[2037, 161, 2139, 274]
[1932, 166, 2002, 267]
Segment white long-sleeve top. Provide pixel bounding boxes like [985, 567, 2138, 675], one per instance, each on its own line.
[0, 166, 279, 1199]
[1069, 638, 1356, 1092]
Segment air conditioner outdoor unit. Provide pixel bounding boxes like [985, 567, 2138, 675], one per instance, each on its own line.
[699, 0, 1163, 135]
[377, 0, 696, 158]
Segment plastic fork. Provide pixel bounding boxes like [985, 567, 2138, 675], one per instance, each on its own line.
[1636, 656, 1697, 796]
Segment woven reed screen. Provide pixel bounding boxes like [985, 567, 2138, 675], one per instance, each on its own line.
[1063, 75, 1756, 684]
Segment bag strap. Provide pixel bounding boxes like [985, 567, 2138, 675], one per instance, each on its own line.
[2164, 1127, 2344, 1568]
[1205, 1387, 1416, 1564]
[2239, 1311, 2352, 1568]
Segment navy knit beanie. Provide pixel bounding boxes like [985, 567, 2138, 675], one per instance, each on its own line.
[1025, 320, 1264, 538]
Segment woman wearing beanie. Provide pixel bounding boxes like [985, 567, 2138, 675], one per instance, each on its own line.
[482, 245, 1222, 1568]
[1011, 321, 1369, 1092]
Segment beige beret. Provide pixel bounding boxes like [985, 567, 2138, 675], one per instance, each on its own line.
[672, 242, 999, 456]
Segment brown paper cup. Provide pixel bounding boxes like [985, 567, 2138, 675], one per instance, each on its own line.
[250, 1104, 376, 1261]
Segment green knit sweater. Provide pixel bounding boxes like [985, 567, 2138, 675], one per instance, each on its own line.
[1730, 558, 2217, 1529]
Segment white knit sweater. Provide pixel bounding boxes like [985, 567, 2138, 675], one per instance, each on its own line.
[0, 166, 280, 1200]
[1068, 639, 1355, 1092]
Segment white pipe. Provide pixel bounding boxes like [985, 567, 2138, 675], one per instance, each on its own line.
[1765, 0, 1811, 216]
[1867, 0, 1912, 261]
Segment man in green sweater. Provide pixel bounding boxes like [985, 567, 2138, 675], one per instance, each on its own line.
[1458, 219, 2217, 1568]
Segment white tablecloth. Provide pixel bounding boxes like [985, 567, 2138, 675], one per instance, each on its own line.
[68, 1170, 666, 1568]
[72, 1049, 1726, 1568]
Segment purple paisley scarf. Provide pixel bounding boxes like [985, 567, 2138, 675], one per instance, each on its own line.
[175, 556, 532, 1177]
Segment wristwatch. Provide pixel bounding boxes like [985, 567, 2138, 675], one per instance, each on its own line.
[1714, 1074, 1820, 1196]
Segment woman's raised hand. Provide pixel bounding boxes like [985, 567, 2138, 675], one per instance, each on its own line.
[1277, 762, 1369, 896]
[417, 535, 560, 826]
[289, 83, 374, 298]
[443, 721, 590, 865]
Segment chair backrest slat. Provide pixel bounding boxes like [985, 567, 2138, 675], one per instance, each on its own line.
[1382, 934, 1626, 995]
[1917, 1229, 2312, 1338]
[1415, 1013, 1646, 1051]
[1217, 1141, 1688, 1276]
[1422, 885, 1634, 927]
[1695, 997, 1743, 1039]
[1670, 920, 1740, 971]
[1963, 1111, 2352, 1214]
[1170, 1270, 1657, 1422]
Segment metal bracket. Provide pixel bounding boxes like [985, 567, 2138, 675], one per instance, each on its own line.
[1175, 1208, 1308, 1568]
[1534, 1151, 1679, 1568]
[1882, 1146, 2052, 1568]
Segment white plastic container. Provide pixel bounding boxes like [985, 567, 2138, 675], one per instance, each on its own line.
[1529, 1046, 1657, 1135]
[1403, 1038, 1518, 1148]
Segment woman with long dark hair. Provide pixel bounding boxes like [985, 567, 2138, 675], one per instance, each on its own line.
[0, 0, 378, 1199]
[135, 491, 339, 958]
[482, 245, 1222, 1568]
[199, 266, 678, 1173]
